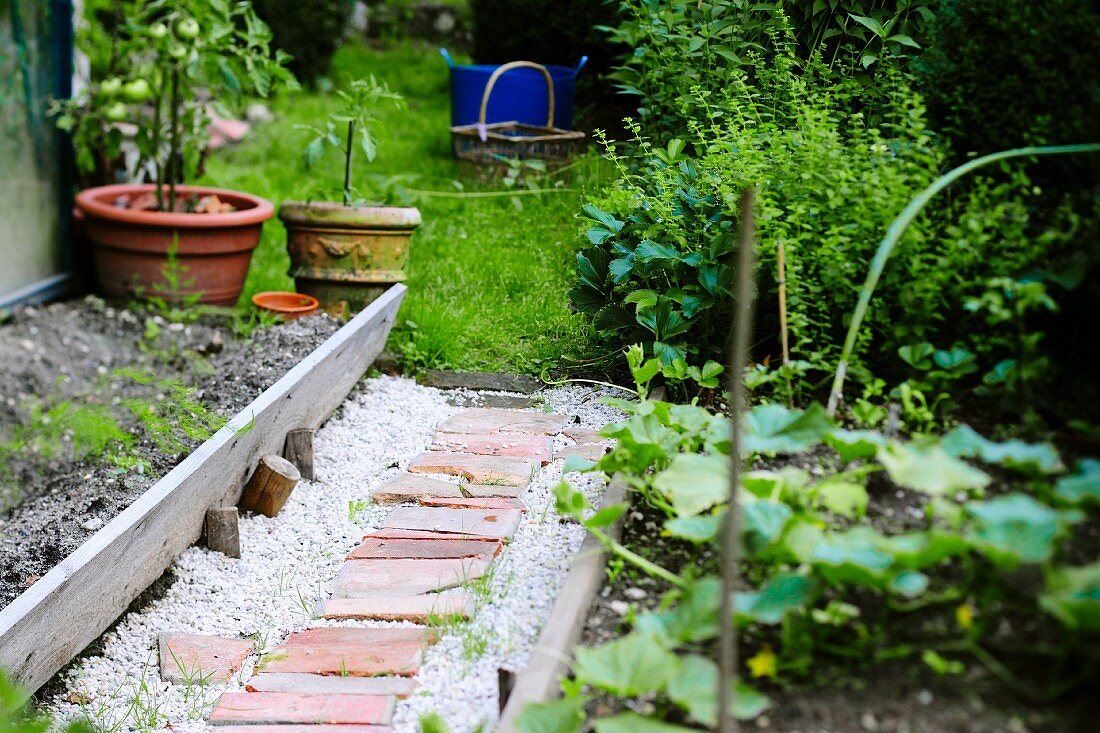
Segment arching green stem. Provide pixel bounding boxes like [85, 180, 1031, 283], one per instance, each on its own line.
[826, 143, 1100, 417]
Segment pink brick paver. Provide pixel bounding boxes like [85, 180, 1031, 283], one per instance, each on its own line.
[209, 692, 393, 725]
[257, 635, 426, 677]
[419, 496, 527, 511]
[331, 557, 491, 597]
[348, 536, 503, 560]
[365, 528, 504, 542]
[323, 593, 475, 623]
[285, 627, 436, 647]
[383, 506, 524, 539]
[436, 407, 568, 436]
[556, 442, 610, 462]
[158, 633, 255, 684]
[246, 673, 417, 697]
[430, 432, 553, 465]
[408, 451, 536, 487]
[214, 727, 390, 733]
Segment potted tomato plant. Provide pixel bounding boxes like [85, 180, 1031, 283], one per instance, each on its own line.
[279, 77, 421, 315]
[55, 0, 296, 306]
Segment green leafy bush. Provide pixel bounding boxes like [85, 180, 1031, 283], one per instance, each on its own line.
[469, 0, 617, 68]
[253, 0, 353, 85]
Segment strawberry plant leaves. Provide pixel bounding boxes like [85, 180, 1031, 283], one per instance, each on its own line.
[572, 632, 677, 696]
[515, 695, 588, 733]
[1039, 561, 1100, 631]
[654, 453, 728, 516]
[815, 479, 869, 518]
[742, 500, 793, 556]
[888, 570, 929, 598]
[744, 403, 831, 454]
[593, 713, 696, 733]
[736, 573, 813, 624]
[1054, 459, 1100, 505]
[636, 577, 719, 643]
[965, 494, 1079, 566]
[811, 529, 893, 587]
[825, 429, 887, 462]
[940, 425, 1063, 475]
[664, 513, 723, 543]
[665, 655, 771, 725]
[877, 442, 991, 495]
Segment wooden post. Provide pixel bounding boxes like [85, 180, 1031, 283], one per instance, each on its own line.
[239, 455, 301, 517]
[204, 507, 241, 558]
[283, 429, 315, 481]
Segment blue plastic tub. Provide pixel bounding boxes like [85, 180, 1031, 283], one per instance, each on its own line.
[441, 48, 587, 131]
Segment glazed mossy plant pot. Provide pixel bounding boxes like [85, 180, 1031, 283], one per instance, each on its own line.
[75, 183, 275, 306]
[279, 201, 421, 315]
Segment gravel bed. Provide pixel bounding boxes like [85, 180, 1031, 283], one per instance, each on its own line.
[40, 377, 624, 733]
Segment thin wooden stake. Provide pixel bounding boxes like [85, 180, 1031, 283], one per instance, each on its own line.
[777, 241, 792, 407]
[718, 190, 757, 733]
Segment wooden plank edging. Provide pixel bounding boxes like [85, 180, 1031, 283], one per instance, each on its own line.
[495, 475, 628, 731]
[0, 285, 407, 697]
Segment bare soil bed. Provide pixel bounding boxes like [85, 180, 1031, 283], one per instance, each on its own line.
[0, 297, 340, 609]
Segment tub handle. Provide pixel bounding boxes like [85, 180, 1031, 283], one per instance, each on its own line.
[318, 236, 355, 258]
[575, 55, 589, 75]
[477, 60, 556, 140]
[440, 48, 455, 68]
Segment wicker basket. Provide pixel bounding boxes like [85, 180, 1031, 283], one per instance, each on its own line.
[450, 61, 585, 176]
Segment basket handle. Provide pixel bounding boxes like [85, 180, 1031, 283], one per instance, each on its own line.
[477, 61, 555, 141]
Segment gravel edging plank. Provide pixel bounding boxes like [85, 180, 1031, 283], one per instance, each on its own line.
[0, 285, 406, 698]
[495, 475, 628, 731]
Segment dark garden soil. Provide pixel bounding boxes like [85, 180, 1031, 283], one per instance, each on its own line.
[580, 456, 1098, 733]
[0, 297, 340, 610]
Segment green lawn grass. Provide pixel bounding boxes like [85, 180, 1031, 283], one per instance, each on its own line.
[199, 41, 599, 374]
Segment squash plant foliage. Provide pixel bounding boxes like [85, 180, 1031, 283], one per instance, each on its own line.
[518, 347, 1100, 730]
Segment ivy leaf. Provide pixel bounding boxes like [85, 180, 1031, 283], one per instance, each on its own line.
[593, 713, 695, 733]
[515, 695, 588, 733]
[940, 425, 1063, 475]
[572, 632, 676, 696]
[742, 500, 792, 556]
[1039, 561, 1100, 631]
[736, 573, 813, 624]
[1054, 459, 1100, 506]
[653, 453, 728, 517]
[665, 513, 722, 543]
[744, 403, 831, 454]
[877, 442, 991, 495]
[665, 655, 771, 725]
[825, 429, 887, 462]
[965, 494, 1076, 566]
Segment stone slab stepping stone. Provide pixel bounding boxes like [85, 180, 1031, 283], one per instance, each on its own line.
[214, 727, 390, 733]
[209, 692, 393, 725]
[366, 528, 504, 542]
[430, 432, 553, 465]
[422, 370, 542, 394]
[373, 473, 524, 505]
[257, 630, 425, 677]
[285, 627, 435, 647]
[436, 407, 569, 436]
[158, 633, 255, 685]
[556, 442, 610, 462]
[246, 673, 417, 698]
[323, 593, 474, 623]
[563, 427, 611, 444]
[419, 496, 526, 511]
[469, 394, 538, 410]
[331, 557, 491, 598]
[383, 506, 523, 539]
[348, 536, 502, 560]
[408, 451, 536, 487]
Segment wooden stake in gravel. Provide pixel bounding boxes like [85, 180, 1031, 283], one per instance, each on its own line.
[718, 189, 757, 733]
[204, 507, 241, 558]
[283, 428, 315, 480]
[239, 454, 301, 517]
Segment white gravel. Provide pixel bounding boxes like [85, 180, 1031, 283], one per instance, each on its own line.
[43, 376, 624, 733]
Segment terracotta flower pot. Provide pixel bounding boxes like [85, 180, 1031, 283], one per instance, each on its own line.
[75, 183, 275, 306]
[279, 201, 421, 316]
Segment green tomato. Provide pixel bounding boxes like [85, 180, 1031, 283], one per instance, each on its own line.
[99, 77, 123, 97]
[122, 79, 152, 103]
[175, 18, 200, 40]
[104, 102, 128, 122]
[148, 22, 168, 40]
[167, 43, 188, 60]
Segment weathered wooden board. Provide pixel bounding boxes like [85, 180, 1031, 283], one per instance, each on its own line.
[495, 476, 627, 731]
[0, 285, 406, 697]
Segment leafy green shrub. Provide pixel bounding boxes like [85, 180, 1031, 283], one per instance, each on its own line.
[253, 0, 353, 85]
[469, 0, 618, 69]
